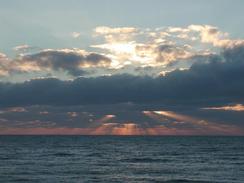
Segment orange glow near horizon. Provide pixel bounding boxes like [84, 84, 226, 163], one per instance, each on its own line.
[0, 125, 194, 136]
[1, 122, 243, 135]
[0, 111, 243, 135]
[111, 123, 144, 135]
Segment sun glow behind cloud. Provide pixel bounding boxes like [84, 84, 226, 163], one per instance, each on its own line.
[0, 24, 243, 81]
[143, 110, 243, 135]
[0, 26, 244, 135]
[0, 0, 244, 137]
[0, 107, 243, 135]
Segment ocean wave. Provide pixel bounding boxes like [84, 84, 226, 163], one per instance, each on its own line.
[121, 157, 171, 163]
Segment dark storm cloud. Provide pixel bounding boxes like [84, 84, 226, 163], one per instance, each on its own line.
[0, 45, 244, 107]
[21, 50, 111, 76]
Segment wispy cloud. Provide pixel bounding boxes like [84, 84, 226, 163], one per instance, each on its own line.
[71, 32, 81, 38]
[202, 104, 244, 112]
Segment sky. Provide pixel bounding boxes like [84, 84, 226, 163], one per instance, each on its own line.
[1, 0, 244, 135]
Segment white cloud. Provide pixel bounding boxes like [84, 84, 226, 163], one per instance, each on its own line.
[71, 32, 81, 38]
[0, 52, 12, 76]
[14, 44, 31, 51]
[188, 25, 244, 47]
[1, 24, 244, 80]
[95, 26, 137, 35]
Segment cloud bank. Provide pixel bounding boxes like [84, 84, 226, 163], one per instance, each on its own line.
[0, 44, 244, 107]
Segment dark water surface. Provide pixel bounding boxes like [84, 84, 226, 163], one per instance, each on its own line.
[0, 136, 243, 183]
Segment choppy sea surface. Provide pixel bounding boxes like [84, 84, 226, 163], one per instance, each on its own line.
[0, 136, 243, 183]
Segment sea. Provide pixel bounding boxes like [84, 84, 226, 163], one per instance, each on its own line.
[0, 136, 243, 183]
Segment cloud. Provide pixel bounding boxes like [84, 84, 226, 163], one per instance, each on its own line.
[186, 25, 244, 47]
[0, 52, 17, 76]
[202, 104, 244, 112]
[95, 26, 137, 35]
[1, 24, 244, 80]
[0, 115, 242, 135]
[2, 25, 244, 135]
[143, 110, 242, 135]
[155, 44, 192, 65]
[13, 44, 32, 52]
[71, 32, 81, 38]
[17, 49, 112, 76]
[0, 127, 91, 135]
[0, 44, 244, 107]
[0, 49, 112, 78]
[67, 112, 78, 117]
[92, 24, 243, 71]
[0, 103, 243, 135]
